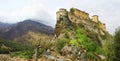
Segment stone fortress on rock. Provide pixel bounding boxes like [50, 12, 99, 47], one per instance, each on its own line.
[56, 8, 106, 36]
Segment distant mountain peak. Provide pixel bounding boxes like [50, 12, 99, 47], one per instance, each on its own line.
[0, 19, 54, 41]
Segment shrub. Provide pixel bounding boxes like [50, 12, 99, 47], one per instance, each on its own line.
[70, 8, 75, 14]
[69, 39, 77, 45]
[56, 38, 68, 52]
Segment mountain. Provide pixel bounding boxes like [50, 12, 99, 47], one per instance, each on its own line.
[0, 19, 54, 41]
[0, 22, 10, 29]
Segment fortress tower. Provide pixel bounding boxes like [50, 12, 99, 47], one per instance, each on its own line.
[92, 15, 99, 23]
[56, 8, 68, 21]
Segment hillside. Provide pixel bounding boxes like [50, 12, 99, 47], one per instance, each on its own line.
[0, 22, 10, 29]
[0, 19, 55, 59]
[0, 19, 54, 41]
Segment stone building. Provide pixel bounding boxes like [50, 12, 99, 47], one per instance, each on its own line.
[70, 8, 90, 20]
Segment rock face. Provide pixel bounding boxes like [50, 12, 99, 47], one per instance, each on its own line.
[55, 8, 107, 46]
[55, 8, 73, 37]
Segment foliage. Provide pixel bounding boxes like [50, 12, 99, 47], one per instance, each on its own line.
[75, 28, 102, 59]
[70, 8, 75, 14]
[0, 40, 33, 53]
[102, 39, 115, 61]
[10, 50, 34, 59]
[88, 31, 98, 41]
[94, 24, 99, 29]
[56, 38, 69, 52]
[114, 27, 120, 61]
[0, 48, 11, 54]
[0, 39, 35, 58]
[69, 39, 77, 45]
[10, 48, 44, 59]
[38, 48, 44, 57]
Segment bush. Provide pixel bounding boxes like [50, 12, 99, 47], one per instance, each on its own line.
[70, 8, 75, 14]
[10, 50, 34, 59]
[69, 39, 77, 45]
[56, 38, 68, 52]
[0, 48, 11, 54]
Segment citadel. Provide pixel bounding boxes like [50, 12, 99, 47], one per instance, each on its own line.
[56, 8, 106, 36]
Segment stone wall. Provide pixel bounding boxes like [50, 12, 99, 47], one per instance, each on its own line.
[56, 8, 68, 21]
[68, 11, 99, 34]
[71, 8, 90, 20]
[68, 12, 81, 25]
[92, 15, 99, 23]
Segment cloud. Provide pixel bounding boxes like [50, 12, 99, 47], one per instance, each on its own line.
[0, 2, 55, 26]
[0, 0, 120, 34]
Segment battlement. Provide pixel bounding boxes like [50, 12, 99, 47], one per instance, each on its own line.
[70, 8, 90, 20]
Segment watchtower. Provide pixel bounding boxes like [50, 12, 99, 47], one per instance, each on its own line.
[92, 15, 99, 23]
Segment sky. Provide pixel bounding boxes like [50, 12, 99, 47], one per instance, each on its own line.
[0, 0, 120, 34]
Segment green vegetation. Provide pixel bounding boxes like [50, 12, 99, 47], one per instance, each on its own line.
[114, 27, 120, 61]
[100, 31, 115, 61]
[75, 28, 102, 60]
[94, 24, 99, 29]
[0, 39, 34, 59]
[56, 38, 69, 52]
[70, 8, 75, 14]
[102, 39, 115, 61]
[56, 28, 102, 60]
[0, 40, 33, 53]
[10, 50, 34, 59]
[69, 39, 77, 45]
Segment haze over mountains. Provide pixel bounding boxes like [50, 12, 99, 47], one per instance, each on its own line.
[0, 22, 10, 29]
[0, 19, 54, 41]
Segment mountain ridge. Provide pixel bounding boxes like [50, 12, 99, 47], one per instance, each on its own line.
[0, 19, 54, 41]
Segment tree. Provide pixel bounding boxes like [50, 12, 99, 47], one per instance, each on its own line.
[114, 27, 120, 61]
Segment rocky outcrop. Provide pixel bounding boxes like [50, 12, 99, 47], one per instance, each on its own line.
[55, 8, 73, 37]
[55, 8, 108, 46]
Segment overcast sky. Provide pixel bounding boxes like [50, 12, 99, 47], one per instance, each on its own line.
[0, 0, 120, 34]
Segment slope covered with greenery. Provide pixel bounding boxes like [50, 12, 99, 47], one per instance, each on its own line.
[0, 39, 34, 58]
